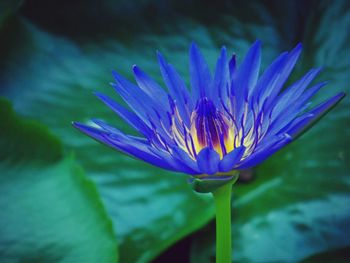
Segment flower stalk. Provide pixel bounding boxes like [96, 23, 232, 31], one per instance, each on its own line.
[212, 173, 238, 263]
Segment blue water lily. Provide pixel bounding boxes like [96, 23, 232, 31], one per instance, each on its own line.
[73, 41, 344, 177]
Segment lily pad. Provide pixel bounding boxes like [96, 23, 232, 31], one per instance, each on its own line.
[0, 99, 118, 262]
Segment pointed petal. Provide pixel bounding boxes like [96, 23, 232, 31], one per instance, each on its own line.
[228, 54, 236, 82]
[233, 41, 261, 122]
[264, 43, 303, 107]
[73, 121, 112, 145]
[268, 80, 328, 136]
[112, 70, 172, 140]
[235, 40, 261, 100]
[300, 81, 328, 104]
[171, 146, 201, 174]
[287, 92, 345, 139]
[271, 68, 322, 119]
[237, 135, 292, 169]
[112, 70, 160, 124]
[189, 42, 212, 100]
[94, 92, 153, 137]
[214, 47, 229, 103]
[92, 119, 127, 135]
[167, 64, 194, 110]
[149, 147, 199, 175]
[132, 65, 169, 107]
[72, 122, 188, 172]
[255, 51, 288, 106]
[196, 147, 220, 175]
[91, 119, 149, 144]
[157, 51, 192, 124]
[218, 146, 245, 172]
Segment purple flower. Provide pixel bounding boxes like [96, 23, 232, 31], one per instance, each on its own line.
[73, 41, 344, 177]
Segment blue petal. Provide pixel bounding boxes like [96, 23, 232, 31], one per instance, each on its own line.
[196, 147, 220, 175]
[189, 42, 213, 100]
[271, 68, 322, 120]
[214, 47, 229, 104]
[132, 65, 169, 108]
[112, 70, 168, 128]
[228, 54, 236, 82]
[87, 119, 198, 174]
[73, 121, 112, 145]
[237, 135, 292, 170]
[157, 51, 192, 125]
[72, 121, 180, 172]
[149, 147, 199, 175]
[232, 41, 261, 124]
[92, 119, 126, 135]
[91, 119, 148, 144]
[132, 65, 172, 124]
[264, 43, 303, 108]
[255, 51, 288, 106]
[218, 146, 245, 172]
[168, 64, 194, 110]
[268, 84, 330, 137]
[300, 81, 328, 104]
[286, 92, 345, 138]
[171, 147, 201, 174]
[235, 40, 261, 102]
[94, 92, 153, 137]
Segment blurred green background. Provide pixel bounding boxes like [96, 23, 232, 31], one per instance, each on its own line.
[0, 0, 349, 262]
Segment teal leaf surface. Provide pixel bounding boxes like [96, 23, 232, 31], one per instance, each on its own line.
[0, 99, 118, 263]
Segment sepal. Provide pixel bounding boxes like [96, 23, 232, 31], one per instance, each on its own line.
[190, 172, 239, 193]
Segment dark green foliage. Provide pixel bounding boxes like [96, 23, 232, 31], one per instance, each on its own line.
[0, 100, 118, 262]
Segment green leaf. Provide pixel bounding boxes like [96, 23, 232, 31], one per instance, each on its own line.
[0, 97, 62, 162]
[0, 98, 118, 262]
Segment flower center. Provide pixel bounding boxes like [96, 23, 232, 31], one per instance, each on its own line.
[169, 97, 258, 161]
[190, 98, 235, 158]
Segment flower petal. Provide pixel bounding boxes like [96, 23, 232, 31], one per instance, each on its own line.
[94, 92, 153, 137]
[171, 146, 201, 174]
[264, 43, 303, 108]
[87, 120, 197, 174]
[286, 92, 346, 139]
[236, 40, 261, 99]
[149, 147, 199, 175]
[189, 42, 213, 100]
[218, 146, 245, 172]
[237, 134, 292, 170]
[214, 47, 229, 104]
[157, 51, 192, 125]
[72, 121, 178, 171]
[254, 51, 288, 107]
[271, 68, 322, 120]
[132, 65, 169, 109]
[112, 70, 168, 127]
[228, 53, 236, 83]
[196, 147, 220, 175]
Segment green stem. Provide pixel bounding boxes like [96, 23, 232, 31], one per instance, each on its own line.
[212, 178, 236, 263]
